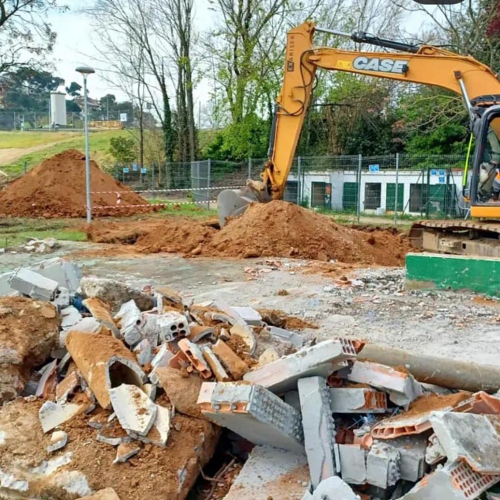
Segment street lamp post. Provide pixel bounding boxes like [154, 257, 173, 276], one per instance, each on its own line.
[76, 66, 95, 223]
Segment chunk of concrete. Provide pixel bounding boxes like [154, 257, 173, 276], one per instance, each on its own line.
[402, 460, 500, 499]
[47, 431, 68, 453]
[223, 445, 309, 500]
[136, 404, 170, 447]
[330, 388, 387, 414]
[39, 400, 87, 433]
[70, 316, 102, 334]
[9, 268, 59, 301]
[298, 377, 336, 488]
[267, 325, 304, 348]
[426, 433, 446, 465]
[110, 384, 157, 437]
[244, 339, 357, 394]
[133, 339, 153, 367]
[0, 271, 17, 296]
[151, 343, 174, 370]
[77, 488, 121, 500]
[366, 442, 401, 489]
[66, 331, 147, 410]
[55, 371, 81, 403]
[60, 306, 82, 330]
[212, 340, 249, 380]
[32, 258, 81, 294]
[199, 382, 304, 454]
[113, 442, 141, 463]
[114, 300, 143, 347]
[386, 435, 428, 482]
[430, 412, 500, 474]
[338, 445, 367, 485]
[201, 345, 230, 382]
[344, 361, 423, 407]
[284, 390, 301, 412]
[231, 306, 262, 325]
[312, 476, 360, 500]
[80, 277, 154, 313]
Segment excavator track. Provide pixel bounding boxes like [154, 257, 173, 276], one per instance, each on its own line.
[409, 220, 500, 258]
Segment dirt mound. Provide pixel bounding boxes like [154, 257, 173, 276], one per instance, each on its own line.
[86, 201, 412, 265]
[206, 201, 411, 265]
[0, 149, 150, 218]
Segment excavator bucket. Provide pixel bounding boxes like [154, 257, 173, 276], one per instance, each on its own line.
[217, 187, 258, 228]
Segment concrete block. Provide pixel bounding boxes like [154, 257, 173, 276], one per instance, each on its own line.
[298, 377, 336, 488]
[114, 300, 142, 347]
[47, 431, 68, 453]
[32, 258, 81, 294]
[223, 445, 309, 500]
[379, 435, 427, 482]
[39, 400, 87, 433]
[330, 388, 387, 413]
[113, 442, 141, 463]
[406, 252, 500, 297]
[158, 311, 189, 342]
[402, 460, 500, 499]
[198, 382, 304, 453]
[178, 339, 212, 379]
[9, 268, 59, 301]
[201, 345, 230, 382]
[232, 306, 262, 325]
[312, 477, 360, 500]
[212, 340, 249, 380]
[66, 331, 147, 409]
[430, 412, 500, 474]
[110, 384, 157, 437]
[366, 442, 401, 489]
[338, 445, 367, 485]
[344, 361, 423, 406]
[244, 339, 357, 394]
[268, 325, 304, 348]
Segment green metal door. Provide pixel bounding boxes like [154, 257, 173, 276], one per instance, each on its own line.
[386, 183, 404, 211]
[343, 182, 358, 211]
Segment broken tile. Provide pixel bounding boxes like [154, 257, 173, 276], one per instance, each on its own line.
[113, 442, 141, 463]
[212, 340, 248, 380]
[244, 339, 357, 394]
[134, 339, 153, 367]
[47, 431, 68, 453]
[329, 387, 387, 414]
[298, 377, 336, 488]
[198, 382, 304, 453]
[187, 325, 214, 343]
[109, 384, 157, 437]
[39, 400, 88, 433]
[223, 445, 309, 500]
[136, 404, 170, 447]
[36, 359, 58, 398]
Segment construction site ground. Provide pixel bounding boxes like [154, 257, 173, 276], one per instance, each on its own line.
[3, 235, 499, 368]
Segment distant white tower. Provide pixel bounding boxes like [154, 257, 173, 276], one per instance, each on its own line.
[50, 91, 67, 126]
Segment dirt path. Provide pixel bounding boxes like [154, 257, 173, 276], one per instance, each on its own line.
[0, 138, 79, 167]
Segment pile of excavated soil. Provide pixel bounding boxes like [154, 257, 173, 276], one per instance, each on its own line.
[0, 149, 151, 218]
[87, 201, 412, 266]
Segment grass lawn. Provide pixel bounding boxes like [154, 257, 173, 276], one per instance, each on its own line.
[0, 129, 129, 176]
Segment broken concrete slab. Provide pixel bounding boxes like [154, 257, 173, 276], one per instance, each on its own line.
[384, 435, 428, 482]
[8, 268, 59, 301]
[401, 460, 500, 499]
[231, 306, 262, 325]
[199, 382, 304, 453]
[267, 325, 304, 348]
[201, 345, 230, 382]
[155, 366, 203, 418]
[298, 377, 336, 488]
[66, 331, 147, 409]
[257, 347, 280, 367]
[39, 400, 88, 433]
[31, 258, 81, 294]
[312, 476, 360, 500]
[223, 445, 309, 500]
[60, 306, 82, 331]
[212, 339, 249, 380]
[338, 445, 367, 485]
[80, 277, 154, 313]
[47, 430, 68, 453]
[113, 442, 141, 464]
[366, 442, 401, 489]
[136, 403, 171, 447]
[77, 488, 121, 500]
[430, 412, 500, 474]
[244, 339, 357, 394]
[109, 384, 157, 437]
[343, 361, 423, 407]
[330, 387, 387, 414]
[151, 343, 174, 369]
[134, 338, 153, 366]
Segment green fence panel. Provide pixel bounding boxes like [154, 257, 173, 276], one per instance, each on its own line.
[386, 183, 404, 211]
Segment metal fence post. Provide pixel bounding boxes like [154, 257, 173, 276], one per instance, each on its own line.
[394, 153, 399, 226]
[248, 158, 252, 179]
[207, 159, 211, 210]
[297, 156, 302, 205]
[152, 162, 155, 190]
[356, 154, 362, 223]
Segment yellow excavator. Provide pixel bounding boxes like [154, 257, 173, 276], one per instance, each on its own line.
[217, 21, 500, 258]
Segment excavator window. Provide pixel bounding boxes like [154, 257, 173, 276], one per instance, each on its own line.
[477, 116, 500, 203]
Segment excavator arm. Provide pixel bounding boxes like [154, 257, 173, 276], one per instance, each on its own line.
[264, 21, 500, 200]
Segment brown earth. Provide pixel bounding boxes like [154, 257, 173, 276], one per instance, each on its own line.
[87, 201, 411, 266]
[0, 149, 151, 218]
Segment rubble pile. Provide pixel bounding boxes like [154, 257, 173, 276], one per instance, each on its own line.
[1, 261, 500, 499]
[0, 149, 151, 218]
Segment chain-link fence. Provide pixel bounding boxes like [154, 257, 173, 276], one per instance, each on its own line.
[98, 153, 468, 220]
